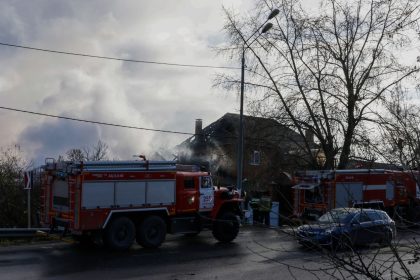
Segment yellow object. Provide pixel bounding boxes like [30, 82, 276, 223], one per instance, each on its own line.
[259, 196, 272, 212]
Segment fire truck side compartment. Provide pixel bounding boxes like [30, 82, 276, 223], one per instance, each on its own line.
[82, 180, 175, 209]
[335, 182, 363, 208]
[81, 180, 176, 209]
[52, 179, 69, 210]
[82, 182, 115, 209]
[115, 181, 146, 207]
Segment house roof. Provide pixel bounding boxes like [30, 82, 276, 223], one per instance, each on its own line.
[178, 113, 312, 150]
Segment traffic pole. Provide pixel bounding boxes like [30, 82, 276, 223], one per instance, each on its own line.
[25, 170, 33, 228]
[27, 188, 31, 228]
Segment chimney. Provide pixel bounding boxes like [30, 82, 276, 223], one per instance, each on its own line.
[194, 119, 205, 157]
[195, 119, 203, 136]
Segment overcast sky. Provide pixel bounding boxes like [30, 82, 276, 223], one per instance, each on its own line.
[0, 0, 266, 164]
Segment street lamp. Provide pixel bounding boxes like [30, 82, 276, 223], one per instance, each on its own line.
[236, 9, 279, 195]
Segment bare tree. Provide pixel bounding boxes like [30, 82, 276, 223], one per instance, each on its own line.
[66, 148, 85, 162]
[66, 140, 109, 161]
[377, 88, 420, 170]
[0, 145, 30, 227]
[219, 0, 420, 169]
[83, 140, 109, 161]
[220, 0, 420, 279]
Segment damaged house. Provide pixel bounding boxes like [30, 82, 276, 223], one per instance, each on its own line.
[177, 113, 321, 215]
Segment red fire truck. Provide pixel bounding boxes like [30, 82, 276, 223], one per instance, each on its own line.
[40, 159, 242, 250]
[292, 169, 420, 221]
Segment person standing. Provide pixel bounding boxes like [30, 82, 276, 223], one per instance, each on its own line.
[259, 191, 272, 226]
[250, 191, 261, 224]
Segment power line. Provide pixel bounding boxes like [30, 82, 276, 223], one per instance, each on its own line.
[0, 106, 194, 136]
[0, 106, 305, 144]
[0, 42, 240, 70]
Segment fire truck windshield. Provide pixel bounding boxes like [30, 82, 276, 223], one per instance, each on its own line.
[201, 176, 213, 189]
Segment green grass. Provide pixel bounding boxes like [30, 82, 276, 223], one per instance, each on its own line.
[0, 236, 52, 247]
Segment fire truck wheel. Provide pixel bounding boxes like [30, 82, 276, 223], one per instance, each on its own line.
[104, 217, 135, 251]
[136, 216, 167, 248]
[212, 212, 240, 243]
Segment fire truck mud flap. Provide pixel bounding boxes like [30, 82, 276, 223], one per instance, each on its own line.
[212, 212, 240, 243]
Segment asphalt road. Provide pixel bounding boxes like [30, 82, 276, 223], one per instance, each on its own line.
[0, 226, 419, 280]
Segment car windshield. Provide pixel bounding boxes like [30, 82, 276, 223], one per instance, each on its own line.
[318, 209, 354, 224]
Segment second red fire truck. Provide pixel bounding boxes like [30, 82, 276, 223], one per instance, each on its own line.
[40, 159, 242, 250]
[292, 169, 420, 222]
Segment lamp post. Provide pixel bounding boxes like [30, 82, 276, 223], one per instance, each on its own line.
[236, 9, 279, 195]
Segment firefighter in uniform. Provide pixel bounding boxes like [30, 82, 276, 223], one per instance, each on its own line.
[250, 191, 261, 224]
[259, 191, 272, 226]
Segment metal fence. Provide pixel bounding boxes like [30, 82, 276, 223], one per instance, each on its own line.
[0, 228, 50, 238]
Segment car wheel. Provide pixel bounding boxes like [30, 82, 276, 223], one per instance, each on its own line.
[331, 235, 353, 251]
[407, 206, 420, 225]
[380, 230, 393, 246]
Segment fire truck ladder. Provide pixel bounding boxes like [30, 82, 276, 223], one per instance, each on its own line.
[74, 160, 177, 172]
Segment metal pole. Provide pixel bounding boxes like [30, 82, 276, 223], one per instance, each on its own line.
[234, 11, 277, 197]
[236, 46, 245, 195]
[27, 188, 31, 228]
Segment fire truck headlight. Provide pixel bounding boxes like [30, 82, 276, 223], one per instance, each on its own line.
[188, 196, 195, 205]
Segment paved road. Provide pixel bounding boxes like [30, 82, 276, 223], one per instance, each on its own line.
[0, 226, 419, 280]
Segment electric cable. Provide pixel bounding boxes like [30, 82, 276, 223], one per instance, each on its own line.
[0, 106, 194, 136]
[0, 42, 240, 70]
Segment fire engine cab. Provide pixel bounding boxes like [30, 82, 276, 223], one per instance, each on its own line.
[292, 169, 420, 221]
[40, 159, 242, 250]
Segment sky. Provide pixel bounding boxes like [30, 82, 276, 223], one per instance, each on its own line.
[0, 0, 259, 165]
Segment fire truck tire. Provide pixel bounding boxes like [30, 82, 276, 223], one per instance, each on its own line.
[212, 212, 240, 243]
[136, 216, 167, 248]
[104, 217, 135, 251]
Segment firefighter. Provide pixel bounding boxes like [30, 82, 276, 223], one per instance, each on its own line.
[259, 191, 272, 226]
[249, 191, 261, 224]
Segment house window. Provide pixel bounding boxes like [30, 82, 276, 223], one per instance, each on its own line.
[250, 150, 261, 165]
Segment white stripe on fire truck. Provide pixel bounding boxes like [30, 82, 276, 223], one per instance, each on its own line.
[363, 185, 387, 191]
[102, 208, 169, 228]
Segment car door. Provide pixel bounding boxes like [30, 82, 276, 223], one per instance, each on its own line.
[351, 211, 373, 245]
[176, 176, 199, 213]
[367, 210, 388, 242]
